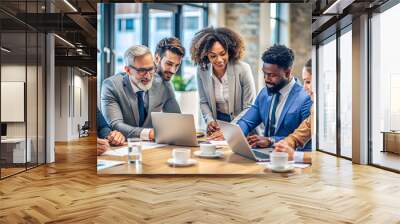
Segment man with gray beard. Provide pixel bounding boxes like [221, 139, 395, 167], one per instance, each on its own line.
[101, 45, 181, 140]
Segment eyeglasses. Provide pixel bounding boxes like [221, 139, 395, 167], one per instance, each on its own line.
[128, 64, 156, 76]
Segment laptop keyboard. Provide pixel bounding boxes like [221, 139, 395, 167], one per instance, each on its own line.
[252, 150, 270, 160]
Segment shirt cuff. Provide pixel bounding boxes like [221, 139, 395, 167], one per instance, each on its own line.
[294, 151, 304, 163]
[140, 128, 152, 141]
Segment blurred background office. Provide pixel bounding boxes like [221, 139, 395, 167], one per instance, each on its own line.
[0, 0, 97, 179]
[97, 3, 312, 129]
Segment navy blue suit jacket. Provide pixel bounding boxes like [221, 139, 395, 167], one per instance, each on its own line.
[237, 82, 312, 147]
[97, 107, 112, 139]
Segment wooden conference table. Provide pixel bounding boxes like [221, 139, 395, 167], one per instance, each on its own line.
[97, 142, 312, 175]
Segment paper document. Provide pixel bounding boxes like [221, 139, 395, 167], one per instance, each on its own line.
[103, 142, 167, 156]
[257, 162, 311, 169]
[97, 160, 125, 171]
[209, 140, 228, 146]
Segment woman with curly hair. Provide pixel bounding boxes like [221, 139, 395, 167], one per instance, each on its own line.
[190, 27, 256, 138]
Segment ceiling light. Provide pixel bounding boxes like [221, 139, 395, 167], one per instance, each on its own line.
[322, 0, 354, 15]
[1, 47, 11, 53]
[54, 34, 75, 48]
[63, 0, 78, 12]
[78, 67, 92, 76]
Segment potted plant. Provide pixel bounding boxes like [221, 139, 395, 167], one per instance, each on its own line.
[171, 75, 201, 128]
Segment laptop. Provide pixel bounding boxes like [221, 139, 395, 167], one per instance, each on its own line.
[151, 112, 198, 147]
[218, 121, 273, 161]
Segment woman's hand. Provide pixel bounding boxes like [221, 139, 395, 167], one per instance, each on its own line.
[207, 121, 220, 135]
[274, 140, 295, 161]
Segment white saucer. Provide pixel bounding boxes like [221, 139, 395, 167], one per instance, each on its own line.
[265, 163, 295, 173]
[167, 158, 197, 167]
[194, 150, 224, 158]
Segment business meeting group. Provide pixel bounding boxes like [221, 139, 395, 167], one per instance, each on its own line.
[97, 26, 314, 165]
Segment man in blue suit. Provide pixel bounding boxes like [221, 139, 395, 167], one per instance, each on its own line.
[237, 45, 312, 149]
[97, 107, 125, 155]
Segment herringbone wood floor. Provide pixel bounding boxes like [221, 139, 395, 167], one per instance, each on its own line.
[1, 136, 400, 223]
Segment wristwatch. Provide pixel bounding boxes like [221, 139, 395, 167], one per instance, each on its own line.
[268, 137, 275, 147]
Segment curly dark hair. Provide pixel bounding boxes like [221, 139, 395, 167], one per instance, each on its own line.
[155, 37, 185, 58]
[190, 27, 245, 71]
[261, 44, 294, 69]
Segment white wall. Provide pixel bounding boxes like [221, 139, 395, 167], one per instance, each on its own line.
[54, 67, 89, 141]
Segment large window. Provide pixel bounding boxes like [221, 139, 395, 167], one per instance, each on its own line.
[103, 3, 207, 77]
[370, 3, 400, 171]
[148, 9, 173, 55]
[270, 3, 289, 45]
[317, 37, 337, 154]
[114, 4, 142, 73]
[182, 5, 205, 90]
[339, 28, 352, 158]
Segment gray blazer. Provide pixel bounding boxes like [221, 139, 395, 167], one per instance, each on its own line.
[101, 72, 181, 138]
[197, 61, 256, 124]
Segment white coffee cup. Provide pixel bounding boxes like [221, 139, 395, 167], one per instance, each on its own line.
[172, 148, 191, 164]
[270, 152, 289, 169]
[199, 143, 217, 155]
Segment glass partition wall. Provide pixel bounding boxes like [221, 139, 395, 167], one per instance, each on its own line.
[0, 1, 46, 179]
[316, 26, 353, 159]
[370, 3, 400, 171]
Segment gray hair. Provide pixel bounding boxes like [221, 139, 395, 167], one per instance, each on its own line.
[124, 45, 151, 67]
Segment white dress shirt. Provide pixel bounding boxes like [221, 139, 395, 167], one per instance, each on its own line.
[212, 71, 229, 114]
[129, 76, 151, 140]
[269, 77, 296, 131]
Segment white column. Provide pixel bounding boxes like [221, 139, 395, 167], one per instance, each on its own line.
[208, 3, 225, 27]
[258, 3, 271, 91]
[352, 14, 369, 164]
[46, 33, 55, 163]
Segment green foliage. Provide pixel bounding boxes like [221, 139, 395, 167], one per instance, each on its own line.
[171, 74, 196, 92]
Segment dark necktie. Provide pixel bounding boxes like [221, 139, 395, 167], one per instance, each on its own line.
[269, 92, 281, 136]
[136, 91, 147, 126]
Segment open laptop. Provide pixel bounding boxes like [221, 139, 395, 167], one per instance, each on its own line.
[218, 121, 273, 161]
[151, 112, 198, 147]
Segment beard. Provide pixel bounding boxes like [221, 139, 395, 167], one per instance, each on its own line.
[131, 75, 153, 91]
[265, 78, 289, 95]
[157, 65, 174, 81]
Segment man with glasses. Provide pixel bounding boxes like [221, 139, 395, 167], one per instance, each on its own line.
[101, 45, 181, 140]
[237, 45, 312, 149]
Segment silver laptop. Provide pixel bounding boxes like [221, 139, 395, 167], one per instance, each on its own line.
[218, 121, 273, 161]
[151, 112, 198, 147]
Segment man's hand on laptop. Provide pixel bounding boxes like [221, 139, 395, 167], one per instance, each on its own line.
[207, 130, 224, 141]
[247, 135, 272, 148]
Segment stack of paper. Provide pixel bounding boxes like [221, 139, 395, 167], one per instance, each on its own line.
[97, 160, 125, 170]
[103, 142, 167, 156]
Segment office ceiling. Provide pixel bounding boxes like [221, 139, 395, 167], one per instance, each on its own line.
[0, 0, 98, 75]
[311, 0, 389, 42]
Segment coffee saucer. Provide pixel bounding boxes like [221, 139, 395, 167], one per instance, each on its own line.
[265, 163, 295, 173]
[167, 158, 197, 167]
[194, 150, 224, 158]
